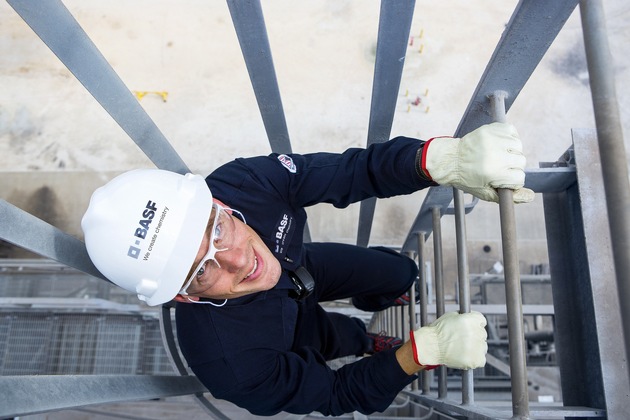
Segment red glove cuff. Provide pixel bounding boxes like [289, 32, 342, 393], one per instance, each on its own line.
[420, 138, 434, 181]
[409, 331, 440, 371]
[420, 136, 452, 182]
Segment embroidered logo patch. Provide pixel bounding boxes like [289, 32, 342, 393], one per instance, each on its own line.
[273, 212, 293, 255]
[277, 154, 297, 173]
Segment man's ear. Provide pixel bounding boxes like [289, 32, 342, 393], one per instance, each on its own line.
[173, 295, 197, 303]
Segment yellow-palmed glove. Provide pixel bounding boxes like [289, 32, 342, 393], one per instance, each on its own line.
[420, 122, 534, 203]
[410, 311, 488, 370]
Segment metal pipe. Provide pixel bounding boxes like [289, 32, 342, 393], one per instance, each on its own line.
[399, 305, 405, 346]
[392, 308, 397, 339]
[406, 277, 418, 392]
[415, 234, 430, 394]
[498, 188, 530, 418]
[431, 206, 447, 398]
[453, 188, 474, 404]
[418, 236, 429, 329]
[432, 207, 445, 320]
[580, 0, 630, 381]
[453, 191, 471, 314]
[490, 91, 530, 418]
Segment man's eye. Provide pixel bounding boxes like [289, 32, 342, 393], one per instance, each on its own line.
[196, 266, 205, 278]
[213, 222, 224, 242]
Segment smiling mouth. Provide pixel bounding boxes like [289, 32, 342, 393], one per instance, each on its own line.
[243, 256, 258, 282]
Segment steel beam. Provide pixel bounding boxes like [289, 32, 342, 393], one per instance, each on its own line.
[403, 391, 606, 419]
[401, 167, 576, 253]
[6, 0, 189, 174]
[0, 200, 105, 281]
[356, 0, 416, 247]
[543, 129, 629, 418]
[401, 0, 579, 254]
[580, 0, 630, 381]
[226, 0, 292, 155]
[0, 375, 207, 418]
[226, 0, 314, 242]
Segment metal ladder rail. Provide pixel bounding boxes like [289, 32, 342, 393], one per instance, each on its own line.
[397, 3, 579, 416]
[401, 1, 628, 418]
[397, 3, 583, 415]
[400, 0, 580, 255]
[356, 0, 416, 248]
[490, 92, 529, 418]
[403, 202, 608, 419]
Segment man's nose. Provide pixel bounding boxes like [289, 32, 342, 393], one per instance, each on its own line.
[214, 248, 248, 273]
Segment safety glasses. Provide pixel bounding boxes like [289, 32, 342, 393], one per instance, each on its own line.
[180, 203, 245, 295]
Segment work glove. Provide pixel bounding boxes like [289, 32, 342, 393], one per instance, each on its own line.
[420, 122, 534, 203]
[410, 311, 488, 370]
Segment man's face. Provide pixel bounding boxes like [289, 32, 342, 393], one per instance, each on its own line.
[179, 203, 282, 301]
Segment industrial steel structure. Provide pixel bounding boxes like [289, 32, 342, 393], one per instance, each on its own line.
[1, 0, 628, 418]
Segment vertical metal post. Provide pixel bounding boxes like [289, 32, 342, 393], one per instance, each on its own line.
[580, 0, 630, 380]
[393, 308, 398, 338]
[391, 309, 396, 339]
[490, 91, 530, 419]
[408, 286, 419, 394]
[405, 266, 418, 391]
[453, 189, 474, 404]
[415, 234, 430, 394]
[431, 207, 447, 398]
[398, 305, 405, 346]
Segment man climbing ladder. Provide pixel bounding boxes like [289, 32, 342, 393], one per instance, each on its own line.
[81, 122, 533, 416]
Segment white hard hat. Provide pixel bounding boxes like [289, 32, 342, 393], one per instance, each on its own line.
[81, 169, 213, 306]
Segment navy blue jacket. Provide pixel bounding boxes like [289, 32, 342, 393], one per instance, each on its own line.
[176, 137, 434, 416]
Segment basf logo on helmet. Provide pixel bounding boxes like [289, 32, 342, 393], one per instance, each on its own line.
[127, 200, 157, 259]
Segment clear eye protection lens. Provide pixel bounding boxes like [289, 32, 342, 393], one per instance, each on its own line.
[179, 205, 247, 296]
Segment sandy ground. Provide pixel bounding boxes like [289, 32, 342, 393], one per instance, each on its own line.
[0, 0, 628, 270]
